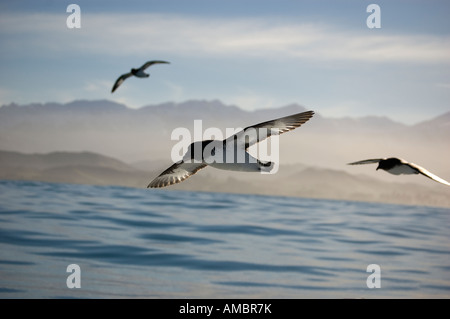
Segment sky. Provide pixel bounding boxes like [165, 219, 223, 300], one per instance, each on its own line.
[0, 0, 449, 124]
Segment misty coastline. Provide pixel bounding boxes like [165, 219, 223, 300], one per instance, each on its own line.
[1, 99, 449, 208]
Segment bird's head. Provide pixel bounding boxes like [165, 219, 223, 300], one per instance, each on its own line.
[377, 158, 400, 171]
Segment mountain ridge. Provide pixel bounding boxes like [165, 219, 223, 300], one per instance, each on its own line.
[2, 98, 447, 124]
[0, 149, 449, 208]
[0, 99, 448, 188]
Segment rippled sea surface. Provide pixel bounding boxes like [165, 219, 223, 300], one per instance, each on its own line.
[0, 180, 449, 298]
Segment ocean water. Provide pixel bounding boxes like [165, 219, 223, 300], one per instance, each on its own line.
[0, 180, 449, 299]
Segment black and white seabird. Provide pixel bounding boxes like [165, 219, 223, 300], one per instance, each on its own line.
[148, 110, 315, 188]
[111, 60, 170, 93]
[348, 157, 450, 186]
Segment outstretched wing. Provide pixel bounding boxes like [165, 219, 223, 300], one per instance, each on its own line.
[406, 162, 450, 186]
[147, 161, 207, 188]
[140, 60, 170, 70]
[111, 72, 133, 93]
[225, 110, 314, 150]
[347, 159, 384, 165]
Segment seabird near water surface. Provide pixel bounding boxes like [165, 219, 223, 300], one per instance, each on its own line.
[111, 60, 170, 93]
[148, 110, 315, 188]
[348, 157, 450, 186]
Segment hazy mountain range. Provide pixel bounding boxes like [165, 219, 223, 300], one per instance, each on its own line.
[0, 99, 449, 208]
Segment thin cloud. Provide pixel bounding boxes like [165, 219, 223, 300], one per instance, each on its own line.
[436, 82, 450, 89]
[83, 80, 111, 92]
[1, 12, 450, 64]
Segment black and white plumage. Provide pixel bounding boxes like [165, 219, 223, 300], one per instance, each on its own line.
[111, 60, 169, 93]
[348, 157, 450, 186]
[148, 110, 315, 188]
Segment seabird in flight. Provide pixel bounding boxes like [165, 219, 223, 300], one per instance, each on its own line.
[111, 60, 170, 93]
[347, 157, 450, 186]
[148, 110, 315, 188]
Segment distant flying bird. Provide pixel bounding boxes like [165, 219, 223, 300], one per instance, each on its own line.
[111, 60, 170, 93]
[148, 110, 315, 188]
[347, 157, 450, 186]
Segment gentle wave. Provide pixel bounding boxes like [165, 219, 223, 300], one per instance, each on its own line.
[0, 180, 449, 298]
